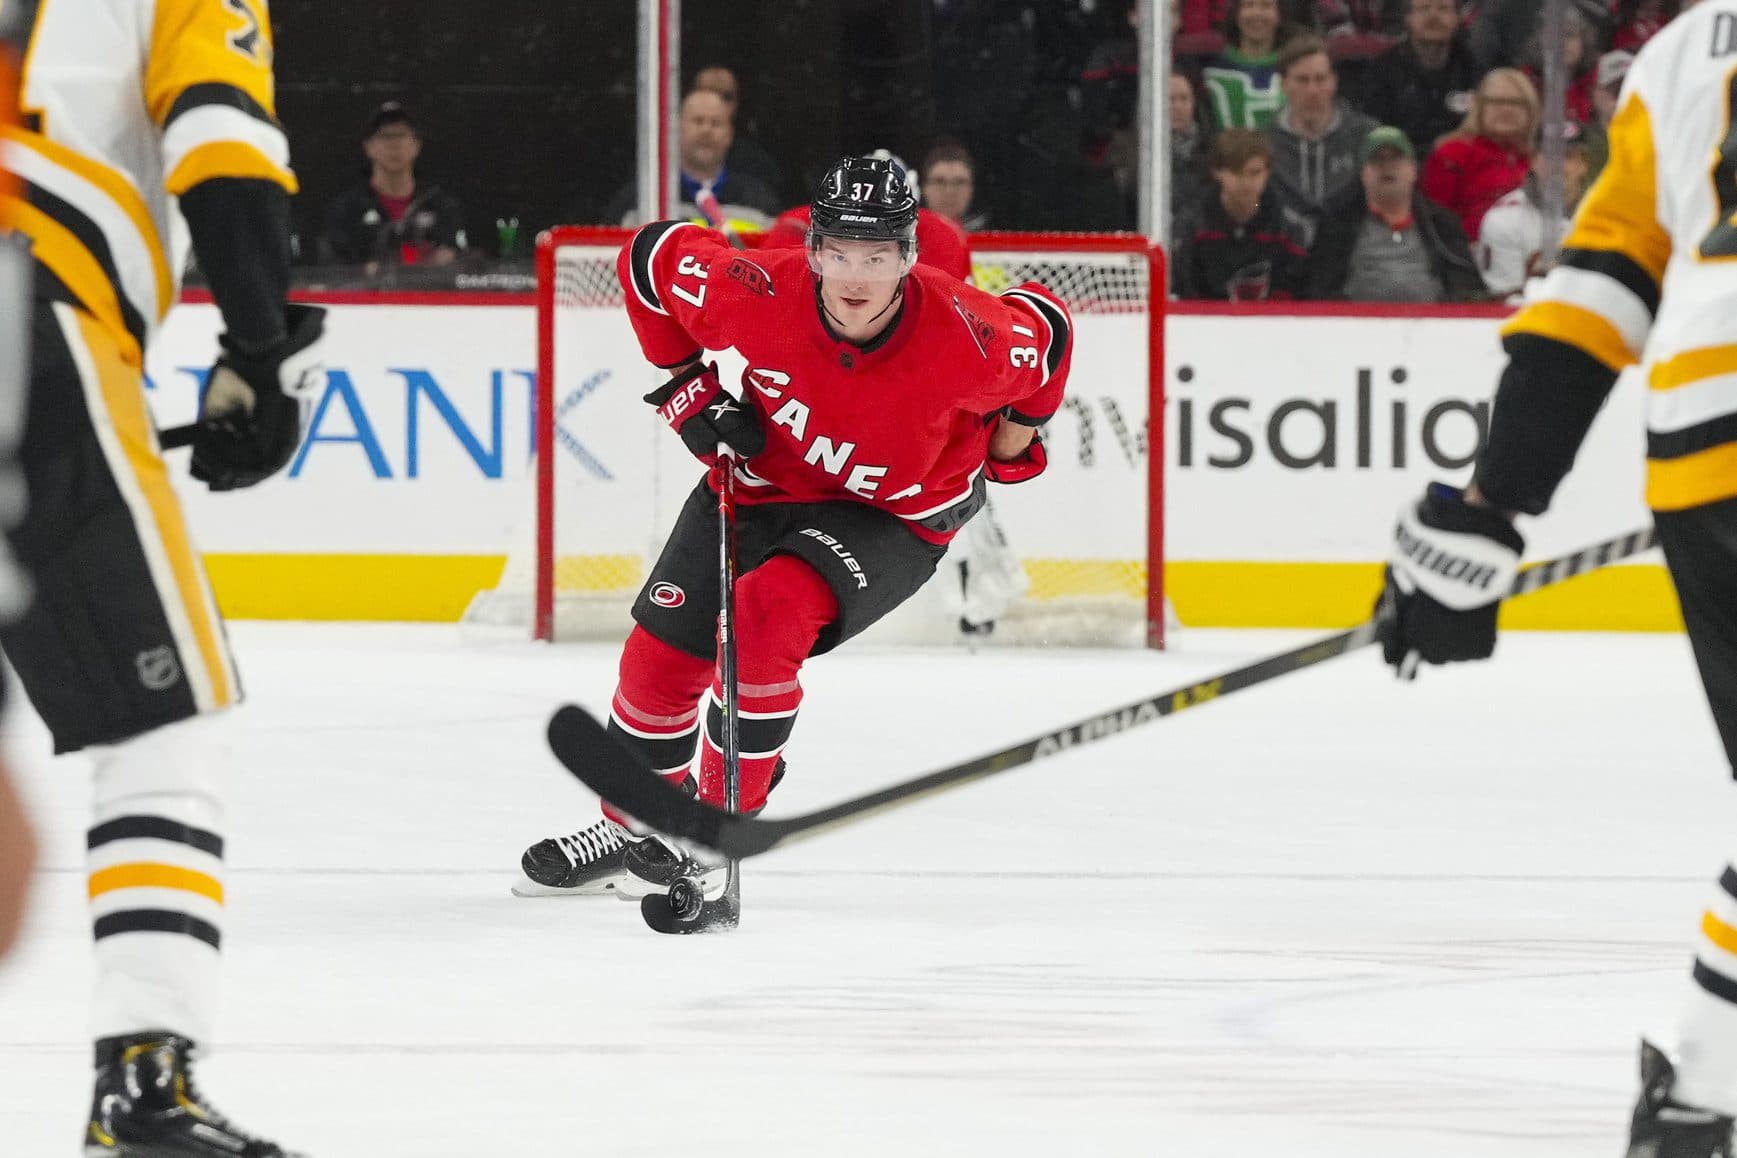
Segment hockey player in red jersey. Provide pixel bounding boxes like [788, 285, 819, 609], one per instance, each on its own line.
[516, 155, 1071, 895]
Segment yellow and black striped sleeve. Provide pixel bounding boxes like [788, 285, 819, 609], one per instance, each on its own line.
[1473, 90, 1671, 515]
[145, 0, 296, 197]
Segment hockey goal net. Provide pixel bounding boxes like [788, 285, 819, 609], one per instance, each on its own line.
[466, 227, 1166, 647]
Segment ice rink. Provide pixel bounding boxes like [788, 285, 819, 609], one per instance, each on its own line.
[0, 620, 1729, 1156]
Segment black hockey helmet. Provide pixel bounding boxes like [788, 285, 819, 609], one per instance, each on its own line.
[807, 155, 919, 276]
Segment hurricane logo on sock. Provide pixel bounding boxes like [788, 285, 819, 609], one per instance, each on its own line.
[650, 582, 686, 608]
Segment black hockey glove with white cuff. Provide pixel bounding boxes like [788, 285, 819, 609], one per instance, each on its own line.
[1376, 482, 1524, 679]
[644, 360, 765, 465]
[190, 304, 325, 492]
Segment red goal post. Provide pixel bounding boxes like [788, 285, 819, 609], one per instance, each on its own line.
[523, 226, 1168, 647]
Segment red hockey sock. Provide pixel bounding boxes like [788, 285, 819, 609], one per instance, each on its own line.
[698, 553, 839, 812]
[600, 626, 712, 827]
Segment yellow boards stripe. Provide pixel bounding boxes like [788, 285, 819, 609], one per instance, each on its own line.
[89, 863, 224, 904]
[68, 309, 233, 707]
[1648, 442, 1737, 511]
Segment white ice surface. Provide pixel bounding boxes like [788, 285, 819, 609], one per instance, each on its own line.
[0, 623, 1730, 1156]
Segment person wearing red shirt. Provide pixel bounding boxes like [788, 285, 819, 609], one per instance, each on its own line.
[1608, 0, 1683, 53]
[515, 156, 1072, 897]
[1419, 67, 1537, 242]
[320, 102, 467, 271]
[1522, 5, 1601, 128]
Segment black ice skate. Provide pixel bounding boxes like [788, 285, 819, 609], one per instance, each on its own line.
[619, 758, 785, 901]
[1627, 1039, 1735, 1158]
[513, 817, 642, 897]
[621, 831, 729, 900]
[85, 1033, 300, 1157]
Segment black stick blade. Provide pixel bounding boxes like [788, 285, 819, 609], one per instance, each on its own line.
[546, 705, 732, 852]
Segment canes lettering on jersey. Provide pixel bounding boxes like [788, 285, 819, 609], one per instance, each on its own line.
[616, 221, 1072, 544]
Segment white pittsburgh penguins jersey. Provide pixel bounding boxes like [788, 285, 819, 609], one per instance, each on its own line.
[0, 0, 295, 367]
[1506, 0, 1737, 512]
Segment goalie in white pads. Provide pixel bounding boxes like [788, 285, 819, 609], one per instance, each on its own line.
[1377, 5, 1737, 1153]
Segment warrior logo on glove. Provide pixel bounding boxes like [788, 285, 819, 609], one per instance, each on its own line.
[1376, 482, 1524, 678]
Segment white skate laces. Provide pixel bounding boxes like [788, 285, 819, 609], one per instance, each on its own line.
[555, 820, 628, 868]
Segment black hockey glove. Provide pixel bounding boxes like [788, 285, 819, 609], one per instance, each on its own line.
[190, 304, 325, 492]
[643, 361, 765, 465]
[1376, 482, 1524, 679]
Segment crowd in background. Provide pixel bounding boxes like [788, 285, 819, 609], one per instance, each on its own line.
[1161, 0, 1679, 302]
[283, 0, 1693, 306]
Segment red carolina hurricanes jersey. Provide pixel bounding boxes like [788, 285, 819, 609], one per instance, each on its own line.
[617, 221, 1072, 545]
[758, 204, 973, 281]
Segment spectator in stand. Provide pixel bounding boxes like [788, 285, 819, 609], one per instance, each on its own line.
[1263, 35, 1378, 239]
[1420, 68, 1537, 243]
[1083, 1, 1138, 139]
[1574, 48, 1633, 177]
[1083, 1, 1144, 217]
[1310, 126, 1482, 301]
[1170, 74, 1213, 232]
[1309, 1, 1406, 101]
[321, 102, 466, 271]
[1608, 0, 1684, 52]
[1592, 49, 1634, 131]
[1521, 6, 1600, 128]
[1476, 135, 1594, 301]
[691, 64, 783, 195]
[1468, 0, 1608, 70]
[1202, 0, 1306, 130]
[761, 151, 972, 281]
[1173, 127, 1310, 300]
[1315, 0, 1407, 36]
[919, 140, 987, 233]
[1181, 0, 1385, 35]
[604, 89, 781, 232]
[1357, 0, 1483, 162]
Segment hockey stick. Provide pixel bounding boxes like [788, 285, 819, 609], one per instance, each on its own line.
[158, 423, 197, 449]
[640, 451, 744, 934]
[550, 525, 1659, 861]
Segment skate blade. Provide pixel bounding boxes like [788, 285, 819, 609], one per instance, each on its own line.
[510, 873, 626, 898]
[618, 863, 728, 902]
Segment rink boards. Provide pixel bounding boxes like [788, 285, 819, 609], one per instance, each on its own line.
[142, 299, 1672, 631]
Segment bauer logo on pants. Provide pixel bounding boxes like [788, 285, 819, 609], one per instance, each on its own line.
[134, 645, 182, 692]
[650, 582, 686, 608]
[799, 528, 869, 589]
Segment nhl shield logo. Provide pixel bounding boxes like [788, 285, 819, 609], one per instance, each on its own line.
[650, 582, 686, 608]
[134, 646, 182, 692]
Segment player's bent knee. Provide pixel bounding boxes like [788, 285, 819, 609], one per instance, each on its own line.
[735, 555, 839, 668]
